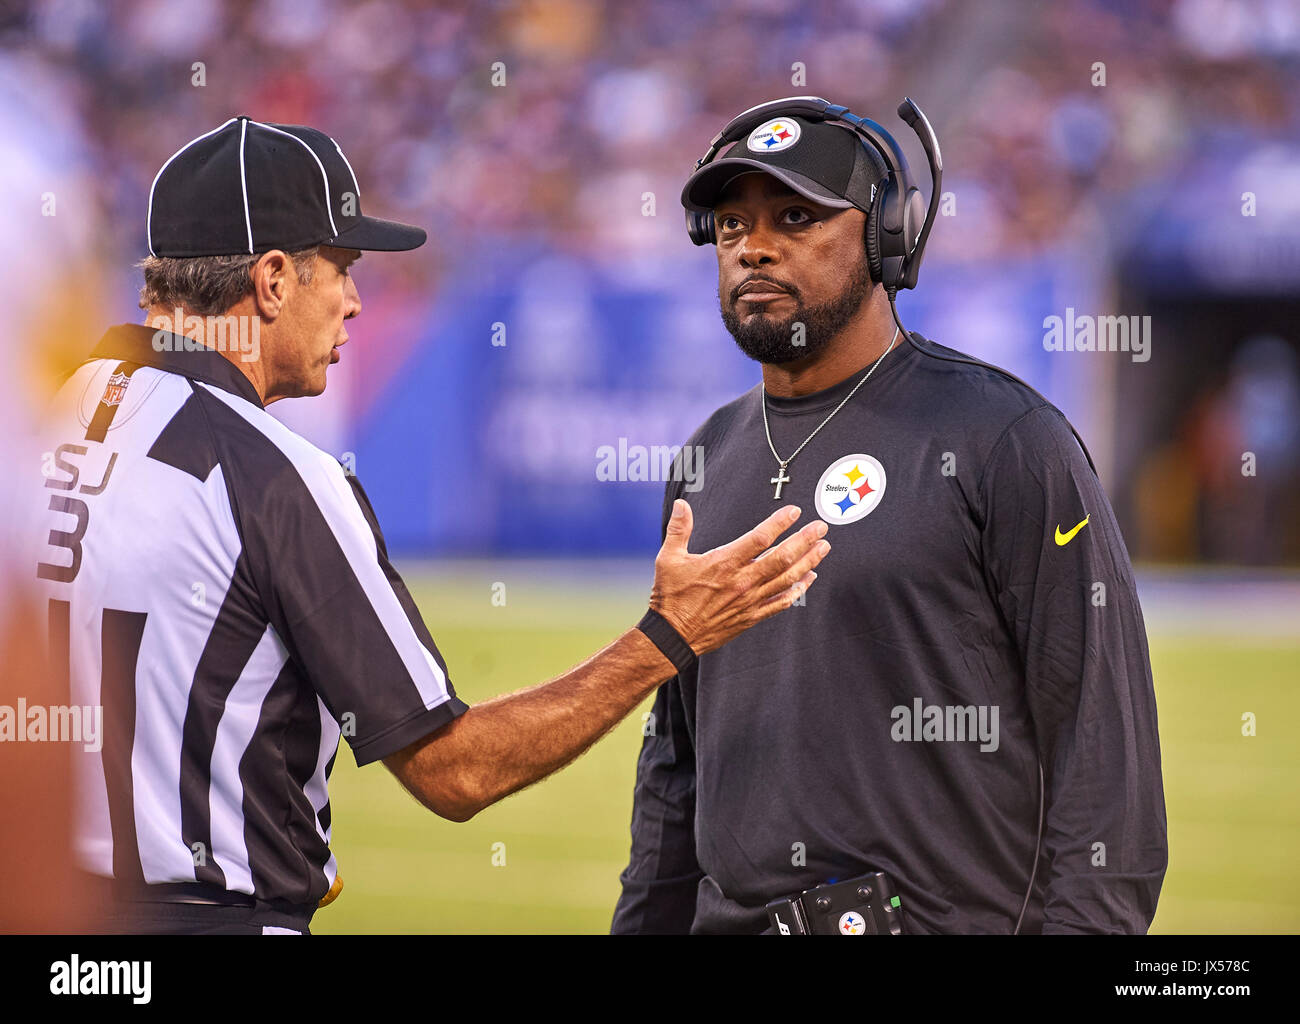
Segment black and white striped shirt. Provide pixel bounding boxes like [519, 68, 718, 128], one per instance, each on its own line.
[34, 324, 467, 908]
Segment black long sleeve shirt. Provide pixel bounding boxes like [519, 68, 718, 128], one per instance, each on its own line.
[611, 332, 1168, 935]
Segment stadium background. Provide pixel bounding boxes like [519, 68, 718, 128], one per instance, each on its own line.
[2, 0, 1297, 932]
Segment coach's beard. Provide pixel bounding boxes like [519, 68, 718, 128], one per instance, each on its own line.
[720, 257, 872, 365]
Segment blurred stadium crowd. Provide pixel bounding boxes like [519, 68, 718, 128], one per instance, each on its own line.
[4, 0, 1299, 562]
[10, 0, 1299, 273]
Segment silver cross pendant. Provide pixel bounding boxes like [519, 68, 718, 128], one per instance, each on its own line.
[771, 463, 791, 499]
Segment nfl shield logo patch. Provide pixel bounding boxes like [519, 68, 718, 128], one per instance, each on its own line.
[102, 370, 130, 407]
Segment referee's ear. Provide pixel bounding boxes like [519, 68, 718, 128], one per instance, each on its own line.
[250, 249, 293, 320]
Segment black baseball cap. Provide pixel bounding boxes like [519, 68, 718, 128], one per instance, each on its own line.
[681, 115, 888, 214]
[147, 116, 426, 257]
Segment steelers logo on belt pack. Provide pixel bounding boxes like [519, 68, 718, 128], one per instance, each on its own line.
[838, 911, 867, 935]
[814, 454, 886, 525]
[747, 117, 801, 153]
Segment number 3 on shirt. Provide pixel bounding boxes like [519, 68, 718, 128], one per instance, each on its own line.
[36, 444, 117, 584]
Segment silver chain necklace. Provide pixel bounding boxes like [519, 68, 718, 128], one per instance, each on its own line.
[761, 326, 899, 499]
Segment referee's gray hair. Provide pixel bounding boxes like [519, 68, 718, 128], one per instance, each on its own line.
[137, 247, 320, 318]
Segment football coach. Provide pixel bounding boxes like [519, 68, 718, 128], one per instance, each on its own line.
[31, 117, 831, 935]
[611, 97, 1168, 934]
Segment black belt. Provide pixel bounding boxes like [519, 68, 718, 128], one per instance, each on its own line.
[79, 873, 315, 923]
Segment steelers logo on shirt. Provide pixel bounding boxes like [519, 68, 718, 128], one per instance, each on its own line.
[814, 454, 887, 525]
[747, 117, 801, 153]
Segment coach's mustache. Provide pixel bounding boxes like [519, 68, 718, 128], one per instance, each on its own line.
[730, 276, 800, 305]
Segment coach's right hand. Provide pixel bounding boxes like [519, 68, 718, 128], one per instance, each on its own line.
[648, 500, 828, 655]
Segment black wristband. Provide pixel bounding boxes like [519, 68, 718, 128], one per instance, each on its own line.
[636, 608, 698, 675]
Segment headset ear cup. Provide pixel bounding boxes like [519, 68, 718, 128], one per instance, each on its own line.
[685, 209, 716, 246]
[864, 195, 883, 285]
[873, 176, 912, 291]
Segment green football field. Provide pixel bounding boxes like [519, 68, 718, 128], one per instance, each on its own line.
[314, 561, 1300, 934]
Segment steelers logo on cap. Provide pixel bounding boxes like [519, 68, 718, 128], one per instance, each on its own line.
[747, 118, 801, 153]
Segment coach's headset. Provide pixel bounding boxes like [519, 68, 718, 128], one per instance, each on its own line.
[688, 96, 1061, 935]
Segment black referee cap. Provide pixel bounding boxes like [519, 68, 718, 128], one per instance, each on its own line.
[147, 116, 426, 257]
[681, 115, 888, 215]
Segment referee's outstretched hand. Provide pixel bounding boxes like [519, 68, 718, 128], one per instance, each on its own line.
[384, 500, 828, 822]
[649, 500, 829, 656]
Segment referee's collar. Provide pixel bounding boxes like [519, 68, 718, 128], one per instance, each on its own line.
[90, 324, 265, 409]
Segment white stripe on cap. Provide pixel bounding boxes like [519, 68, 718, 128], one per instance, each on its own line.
[238, 118, 254, 254]
[249, 120, 339, 239]
[146, 117, 239, 257]
[330, 137, 360, 199]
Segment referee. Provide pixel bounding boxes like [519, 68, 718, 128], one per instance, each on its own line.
[31, 117, 830, 935]
[612, 99, 1168, 934]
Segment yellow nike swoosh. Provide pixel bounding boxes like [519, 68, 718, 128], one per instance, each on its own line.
[1054, 514, 1091, 546]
